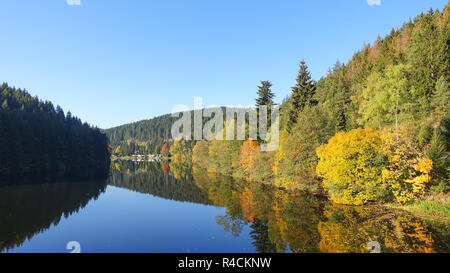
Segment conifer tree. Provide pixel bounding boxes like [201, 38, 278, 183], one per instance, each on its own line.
[255, 81, 275, 108]
[255, 81, 275, 135]
[287, 60, 316, 132]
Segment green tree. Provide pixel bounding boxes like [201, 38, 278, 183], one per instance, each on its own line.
[427, 129, 449, 192]
[431, 76, 449, 120]
[255, 81, 275, 108]
[255, 80, 275, 139]
[287, 60, 316, 132]
[358, 64, 415, 130]
[0, 83, 110, 177]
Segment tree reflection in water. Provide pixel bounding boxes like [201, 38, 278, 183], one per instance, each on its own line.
[0, 172, 108, 252]
[1, 162, 448, 253]
[190, 162, 449, 253]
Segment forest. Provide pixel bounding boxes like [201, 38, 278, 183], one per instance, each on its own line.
[163, 6, 450, 209]
[0, 83, 110, 178]
[98, 6, 450, 210]
[104, 113, 175, 155]
[104, 106, 247, 156]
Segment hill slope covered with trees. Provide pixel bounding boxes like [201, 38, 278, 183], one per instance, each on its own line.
[190, 5, 449, 208]
[103, 106, 248, 155]
[0, 83, 110, 178]
[104, 113, 175, 155]
[105, 5, 449, 210]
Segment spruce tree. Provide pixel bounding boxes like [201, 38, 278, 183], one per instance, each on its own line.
[255, 80, 275, 108]
[287, 60, 316, 132]
[432, 76, 449, 119]
[255, 81, 275, 140]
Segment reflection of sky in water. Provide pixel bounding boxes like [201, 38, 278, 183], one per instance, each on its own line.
[6, 186, 256, 253]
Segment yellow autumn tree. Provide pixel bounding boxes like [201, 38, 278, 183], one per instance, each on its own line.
[170, 139, 192, 164]
[380, 127, 433, 203]
[273, 132, 288, 185]
[192, 140, 209, 169]
[316, 127, 433, 205]
[316, 128, 389, 205]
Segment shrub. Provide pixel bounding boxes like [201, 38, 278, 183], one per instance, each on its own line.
[316, 128, 388, 205]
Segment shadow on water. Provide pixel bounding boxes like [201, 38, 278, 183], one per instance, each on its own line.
[0, 169, 108, 252]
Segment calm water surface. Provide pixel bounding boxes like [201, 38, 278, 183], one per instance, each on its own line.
[1, 162, 448, 253]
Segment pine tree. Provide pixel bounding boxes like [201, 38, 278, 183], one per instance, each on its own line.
[287, 60, 316, 132]
[255, 81, 275, 108]
[255, 81, 275, 136]
[427, 129, 449, 191]
[432, 76, 449, 119]
[0, 84, 110, 177]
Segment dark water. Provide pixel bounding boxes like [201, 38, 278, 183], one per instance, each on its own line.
[1, 162, 448, 253]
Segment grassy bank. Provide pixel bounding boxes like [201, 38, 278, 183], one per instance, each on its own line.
[389, 193, 450, 221]
[403, 201, 450, 218]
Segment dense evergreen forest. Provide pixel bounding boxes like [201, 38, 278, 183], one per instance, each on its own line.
[104, 107, 247, 155]
[0, 83, 110, 178]
[104, 113, 175, 155]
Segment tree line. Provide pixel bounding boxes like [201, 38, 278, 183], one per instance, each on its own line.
[0, 83, 110, 178]
[104, 113, 175, 155]
[104, 106, 251, 156]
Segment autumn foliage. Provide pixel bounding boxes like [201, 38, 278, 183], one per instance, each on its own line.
[239, 139, 260, 179]
[316, 128, 433, 205]
[316, 128, 387, 205]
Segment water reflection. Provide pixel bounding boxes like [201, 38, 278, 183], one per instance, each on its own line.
[190, 163, 449, 253]
[0, 162, 448, 253]
[109, 161, 211, 205]
[0, 174, 107, 252]
[318, 205, 449, 253]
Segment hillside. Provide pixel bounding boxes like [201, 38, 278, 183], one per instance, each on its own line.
[0, 83, 110, 177]
[104, 113, 175, 154]
[103, 106, 249, 155]
[186, 5, 449, 206]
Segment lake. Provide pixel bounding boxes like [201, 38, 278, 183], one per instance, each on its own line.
[1, 161, 448, 253]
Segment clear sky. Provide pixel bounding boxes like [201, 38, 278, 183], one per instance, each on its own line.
[0, 0, 448, 129]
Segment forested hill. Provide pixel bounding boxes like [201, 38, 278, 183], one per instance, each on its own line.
[0, 83, 110, 178]
[104, 113, 175, 154]
[103, 107, 245, 155]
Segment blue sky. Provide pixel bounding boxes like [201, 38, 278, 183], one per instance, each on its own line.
[0, 0, 448, 129]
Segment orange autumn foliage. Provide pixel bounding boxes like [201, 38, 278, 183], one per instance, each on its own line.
[240, 186, 258, 223]
[239, 139, 260, 179]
